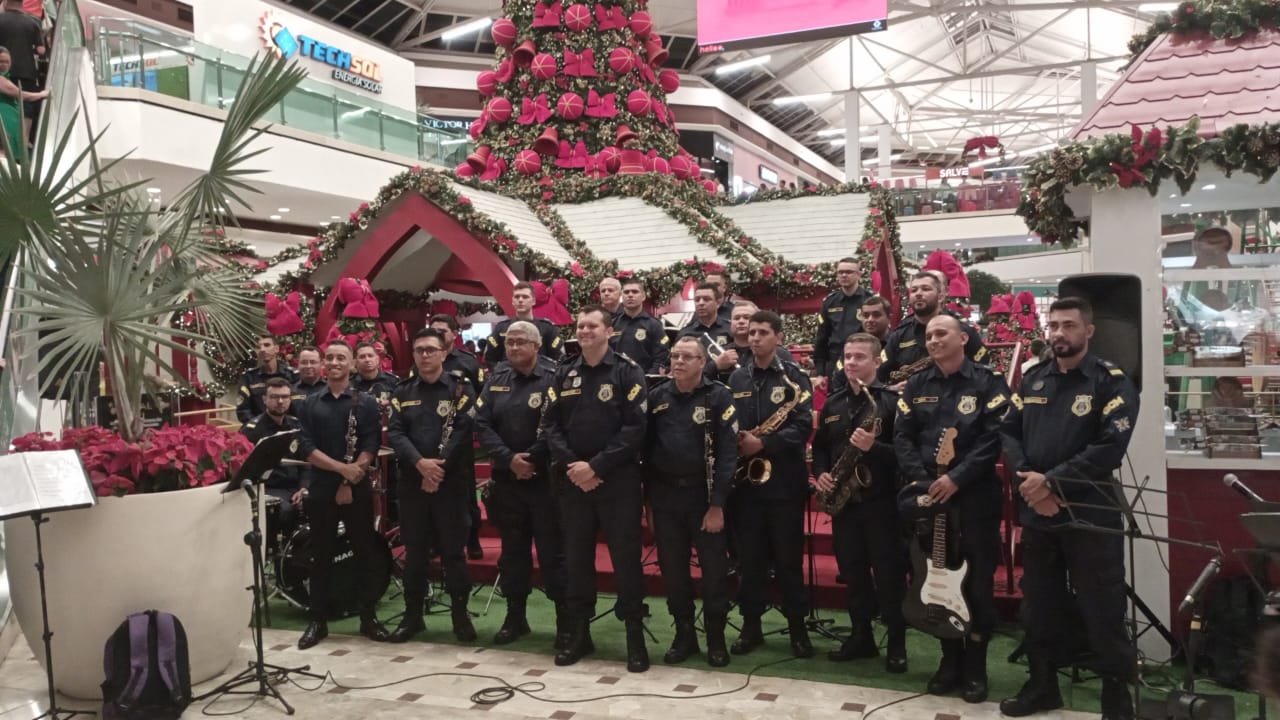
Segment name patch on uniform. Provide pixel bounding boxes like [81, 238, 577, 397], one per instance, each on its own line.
[660, 335, 670, 346]
[635, 328, 647, 341]
[828, 306, 843, 313]
[528, 393, 543, 409]
[912, 396, 938, 404]
[1102, 396, 1124, 417]
[436, 400, 452, 417]
[692, 406, 707, 424]
[249, 382, 266, 389]
[627, 384, 642, 401]
[488, 386, 511, 392]
[598, 384, 614, 401]
[824, 414, 841, 424]
[986, 393, 1007, 410]
[957, 395, 977, 415]
[1022, 396, 1048, 405]
[1071, 395, 1092, 417]
[734, 391, 752, 399]
[652, 402, 670, 413]
[560, 389, 581, 397]
[770, 386, 786, 404]
[899, 340, 917, 348]
[399, 400, 422, 408]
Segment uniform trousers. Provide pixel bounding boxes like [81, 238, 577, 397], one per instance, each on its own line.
[304, 484, 385, 621]
[488, 473, 566, 602]
[650, 479, 730, 620]
[832, 496, 907, 633]
[398, 476, 472, 602]
[558, 470, 645, 622]
[732, 488, 809, 620]
[956, 509, 1001, 637]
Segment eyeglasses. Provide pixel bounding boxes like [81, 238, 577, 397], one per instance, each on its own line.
[669, 352, 703, 362]
[505, 338, 535, 348]
[413, 346, 444, 356]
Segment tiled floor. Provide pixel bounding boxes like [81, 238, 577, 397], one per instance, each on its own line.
[0, 629, 1098, 719]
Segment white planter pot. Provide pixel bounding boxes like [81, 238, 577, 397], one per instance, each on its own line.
[5, 483, 252, 699]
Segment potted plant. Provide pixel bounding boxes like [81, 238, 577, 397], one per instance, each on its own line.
[1, 50, 306, 698]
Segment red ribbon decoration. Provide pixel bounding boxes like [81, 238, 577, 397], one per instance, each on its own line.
[637, 63, 657, 84]
[653, 101, 668, 126]
[532, 1, 563, 28]
[530, 279, 572, 325]
[495, 58, 514, 83]
[563, 48, 598, 77]
[584, 90, 618, 118]
[584, 152, 609, 178]
[595, 4, 625, 30]
[265, 291, 305, 336]
[480, 156, 508, 182]
[336, 278, 379, 319]
[517, 94, 553, 125]
[554, 140, 589, 169]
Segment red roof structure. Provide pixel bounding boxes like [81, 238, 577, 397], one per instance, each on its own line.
[1073, 28, 1280, 140]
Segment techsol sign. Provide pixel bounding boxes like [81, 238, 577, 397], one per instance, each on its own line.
[260, 11, 383, 94]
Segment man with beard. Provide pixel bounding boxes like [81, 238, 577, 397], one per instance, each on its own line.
[543, 306, 650, 672]
[430, 313, 485, 559]
[679, 283, 734, 378]
[352, 341, 400, 413]
[236, 335, 298, 423]
[811, 333, 907, 673]
[880, 272, 986, 387]
[611, 279, 670, 373]
[727, 311, 815, 659]
[474, 321, 568, 648]
[289, 346, 326, 412]
[486, 282, 564, 365]
[704, 270, 736, 323]
[999, 298, 1138, 720]
[812, 258, 873, 383]
[240, 377, 304, 534]
[385, 328, 478, 643]
[894, 315, 1007, 703]
[598, 277, 623, 316]
[644, 336, 738, 668]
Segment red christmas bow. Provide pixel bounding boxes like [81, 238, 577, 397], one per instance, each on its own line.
[653, 101, 668, 125]
[554, 140, 589, 169]
[532, 1, 563, 28]
[584, 152, 609, 178]
[564, 48, 598, 77]
[637, 63, 657, 84]
[336, 278, 379, 319]
[962, 135, 1002, 158]
[495, 58, 514, 83]
[518, 94, 553, 125]
[480, 156, 508, 181]
[585, 90, 618, 118]
[470, 113, 489, 138]
[265, 291, 304, 336]
[923, 250, 971, 299]
[530, 279, 572, 325]
[595, 4, 625, 30]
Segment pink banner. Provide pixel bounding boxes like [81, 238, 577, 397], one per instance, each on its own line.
[697, 0, 887, 47]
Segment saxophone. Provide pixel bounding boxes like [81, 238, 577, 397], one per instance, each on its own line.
[733, 367, 803, 486]
[889, 355, 933, 384]
[817, 379, 880, 515]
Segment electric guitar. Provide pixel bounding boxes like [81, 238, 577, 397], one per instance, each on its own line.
[902, 427, 973, 640]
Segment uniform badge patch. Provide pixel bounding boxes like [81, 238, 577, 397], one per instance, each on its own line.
[897, 397, 911, 415]
[635, 328, 646, 341]
[572, 376, 582, 389]
[528, 392, 543, 409]
[1071, 394, 1092, 417]
[436, 400, 452, 417]
[1113, 417, 1131, 433]
[957, 395, 977, 415]
[692, 406, 706, 424]
[289, 439, 299, 454]
[1032, 380, 1045, 391]
[770, 386, 786, 404]
[548, 387, 557, 402]
[598, 384, 614, 401]
[721, 406, 735, 421]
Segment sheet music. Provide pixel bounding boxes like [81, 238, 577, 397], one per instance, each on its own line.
[0, 450, 96, 521]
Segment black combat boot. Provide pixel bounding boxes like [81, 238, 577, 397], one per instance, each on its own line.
[387, 597, 424, 643]
[788, 616, 814, 659]
[961, 635, 989, 704]
[1100, 676, 1135, 720]
[626, 619, 650, 673]
[705, 613, 730, 668]
[928, 638, 964, 695]
[554, 618, 594, 666]
[731, 615, 764, 655]
[885, 627, 908, 674]
[999, 658, 1063, 716]
[493, 596, 530, 645]
[828, 622, 878, 661]
[663, 618, 700, 664]
[451, 595, 477, 642]
[553, 601, 573, 651]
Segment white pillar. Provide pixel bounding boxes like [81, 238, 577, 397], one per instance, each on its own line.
[1081, 61, 1099, 114]
[1086, 189, 1171, 661]
[843, 91, 861, 182]
[877, 124, 892, 181]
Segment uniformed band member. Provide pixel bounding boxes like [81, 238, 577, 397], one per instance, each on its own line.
[727, 310, 816, 659]
[811, 333, 907, 672]
[704, 270, 736, 324]
[894, 315, 1008, 703]
[999, 298, 1139, 720]
[293, 339, 389, 649]
[598, 277, 623, 316]
[430, 313, 485, 560]
[289, 346, 326, 412]
[385, 328, 478, 643]
[236, 335, 299, 423]
[542, 305, 651, 672]
[644, 336, 738, 667]
[611, 279, 670, 373]
[812, 258, 872, 379]
[352, 341, 400, 410]
[475, 321, 569, 648]
[486, 281, 565, 365]
[239, 377, 303, 533]
[880, 272, 987, 386]
[827, 295, 892, 396]
[679, 282, 734, 371]
[714, 300, 796, 384]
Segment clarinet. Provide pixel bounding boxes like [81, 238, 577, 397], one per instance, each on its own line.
[343, 401, 358, 464]
[703, 394, 715, 504]
[438, 377, 464, 457]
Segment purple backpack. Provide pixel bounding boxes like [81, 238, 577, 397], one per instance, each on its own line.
[101, 610, 192, 720]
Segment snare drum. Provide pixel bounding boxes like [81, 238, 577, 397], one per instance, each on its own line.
[275, 522, 392, 618]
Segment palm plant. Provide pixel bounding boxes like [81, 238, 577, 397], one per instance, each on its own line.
[0, 54, 308, 441]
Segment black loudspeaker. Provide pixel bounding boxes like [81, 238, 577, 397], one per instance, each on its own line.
[1057, 273, 1143, 391]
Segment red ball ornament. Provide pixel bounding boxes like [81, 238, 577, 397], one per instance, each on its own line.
[531, 53, 557, 80]
[652, 156, 670, 175]
[556, 92, 585, 120]
[599, 146, 621, 173]
[702, 179, 718, 193]
[659, 69, 680, 95]
[626, 89, 652, 116]
[630, 11, 653, 38]
[487, 97, 513, 123]
[477, 70, 498, 96]
[491, 18, 517, 48]
[608, 47, 636, 75]
[669, 155, 694, 179]
[515, 149, 542, 176]
[565, 3, 592, 32]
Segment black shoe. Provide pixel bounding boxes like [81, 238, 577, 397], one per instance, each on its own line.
[705, 613, 730, 668]
[467, 544, 484, 560]
[626, 619, 650, 673]
[731, 617, 763, 655]
[885, 632, 908, 674]
[788, 617, 813, 659]
[1100, 676, 1134, 720]
[554, 603, 573, 652]
[359, 616, 389, 643]
[663, 619, 700, 664]
[298, 621, 328, 650]
[1000, 671, 1063, 716]
[452, 600, 477, 642]
[928, 639, 964, 695]
[554, 619, 594, 666]
[828, 625, 878, 662]
[961, 636, 989, 704]
[494, 614, 530, 645]
[387, 616, 424, 644]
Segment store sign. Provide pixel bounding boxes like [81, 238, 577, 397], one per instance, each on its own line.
[259, 11, 383, 94]
[925, 165, 985, 180]
[713, 136, 735, 162]
[758, 165, 779, 185]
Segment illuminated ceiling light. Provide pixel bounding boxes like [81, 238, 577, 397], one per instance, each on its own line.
[830, 139, 847, 147]
[818, 128, 845, 137]
[146, 187, 162, 194]
[771, 92, 832, 106]
[330, 215, 341, 220]
[441, 138, 469, 146]
[1179, 203, 1192, 208]
[1138, 2, 1178, 10]
[1022, 143, 1058, 155]
[269, 214, 282, 220]
[442, 16, 493, 41]
[277, 208, 290, 213]
[715, 55, 771, 75]
[1200, 183, 1216, 190]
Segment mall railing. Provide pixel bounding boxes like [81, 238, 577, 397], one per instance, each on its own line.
[887, 174, 1026, 217]
[89, 17, 469, 168]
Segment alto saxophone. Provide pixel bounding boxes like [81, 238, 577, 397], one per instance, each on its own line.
[817, 379, 879, 515]
[733, 367, 803, 486]
[889, 355, 933, 384]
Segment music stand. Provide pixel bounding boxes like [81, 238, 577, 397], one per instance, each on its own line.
[200, 430, 322, 715]
[1237, 512, 1280, 720]
[0, 450, 97, 720]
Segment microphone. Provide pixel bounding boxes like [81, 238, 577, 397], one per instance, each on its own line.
[1223, 473, 1265, 504]
[240, 477, 258, 502]
[1178, 556, 1222, 615]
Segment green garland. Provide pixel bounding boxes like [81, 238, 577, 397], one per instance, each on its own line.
[1127, 0, 1280, 65]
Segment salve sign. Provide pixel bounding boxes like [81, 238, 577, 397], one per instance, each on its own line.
[260, 11, 383, 94]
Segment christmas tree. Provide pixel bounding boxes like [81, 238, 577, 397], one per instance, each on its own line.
[459, 0, 708, 191]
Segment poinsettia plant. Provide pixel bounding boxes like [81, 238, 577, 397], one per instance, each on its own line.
[12, 425, 252, 497]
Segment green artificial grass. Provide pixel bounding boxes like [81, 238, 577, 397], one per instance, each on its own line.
[261, 584, 1261, 715]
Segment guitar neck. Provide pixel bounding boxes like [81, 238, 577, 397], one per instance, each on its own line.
[931, 478, 948, 569]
